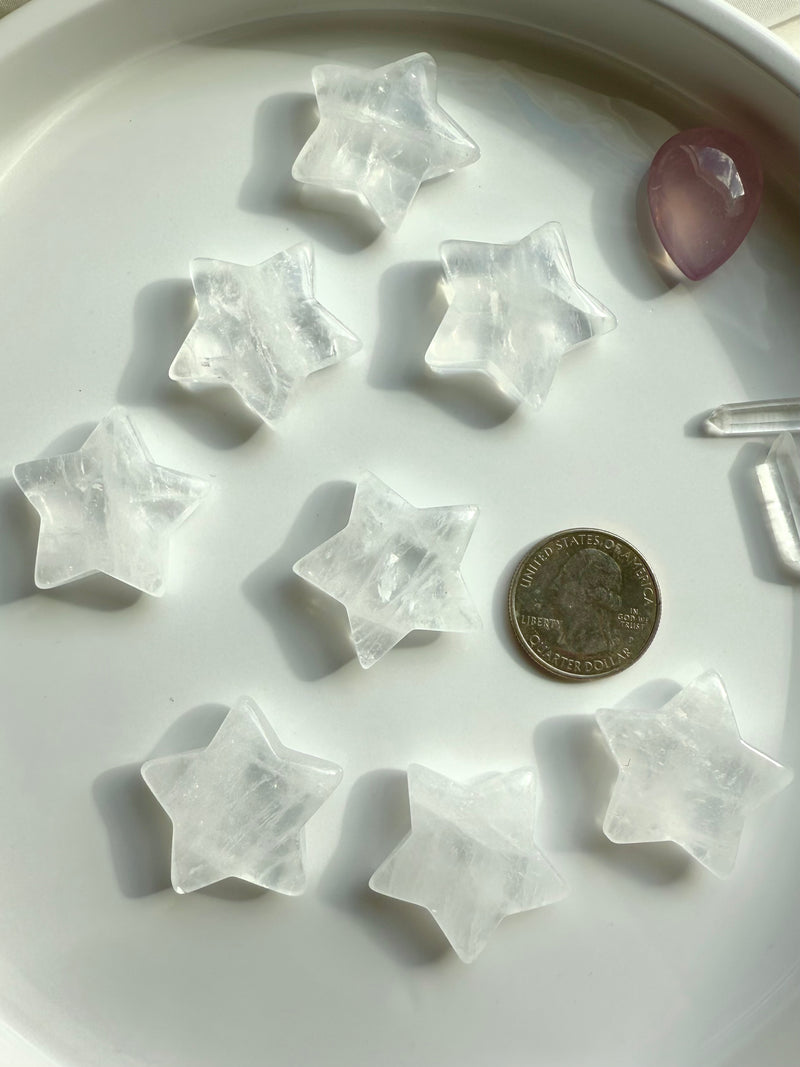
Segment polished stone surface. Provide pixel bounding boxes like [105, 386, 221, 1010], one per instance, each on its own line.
[647, 127, 763, 281]
[292, 52, 480, 231]
[293, 472, 480, 668]
[170, 243, 361, 423]
[705, 398, 800, 437]
[13, 408, 208, 596]
[757, 432, 800, 576]
[142, 696, 343, 894]
[425, 222, 616, 407]
[369, 764, 567, 963]
[597, 671, 793, 877]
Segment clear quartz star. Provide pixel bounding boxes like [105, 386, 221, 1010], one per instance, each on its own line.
[292, 52, 480, 232]
[141, 696, 343, 895]
[425, 222, 617, 407]
[369, 764, 568, 963]
[596, 671, 793, 877]
[292, 472, 481, 669]
[13, 407, 208, 596]
[169, 243, 361, 424]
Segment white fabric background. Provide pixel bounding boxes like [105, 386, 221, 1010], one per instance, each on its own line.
[728, 0, 799, 23]
[0, 0, 798, 22]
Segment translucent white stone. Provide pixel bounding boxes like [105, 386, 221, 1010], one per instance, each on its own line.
[757, 432, 800, 575]
[369, 764, 567, 963]
[13, 407, 208, 596]
[704, 398, 800, 437]
[292, 52, 480, 232]
[141, 696, 343, 895]
[292, 472, 480, 669]
[169, 243, 361, 424]
[597, 671, 793, 877]
[425, 222, 617, 407]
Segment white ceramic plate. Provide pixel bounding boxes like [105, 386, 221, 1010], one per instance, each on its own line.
[0, 2, 798, 1065]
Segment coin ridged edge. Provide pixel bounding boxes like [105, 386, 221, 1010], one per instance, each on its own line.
[506, 528, 662, 682]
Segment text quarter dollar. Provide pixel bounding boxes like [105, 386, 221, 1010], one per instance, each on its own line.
[507, 528, 661, 681]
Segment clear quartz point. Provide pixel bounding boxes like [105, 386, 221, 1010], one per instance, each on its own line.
[757, 432, 800, 575]
[704, 398, 800, 437]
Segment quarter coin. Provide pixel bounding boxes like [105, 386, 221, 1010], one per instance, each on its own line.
[507, 528, 661, 681]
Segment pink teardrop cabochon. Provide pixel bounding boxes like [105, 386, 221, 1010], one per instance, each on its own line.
[647, 127, 763, 281]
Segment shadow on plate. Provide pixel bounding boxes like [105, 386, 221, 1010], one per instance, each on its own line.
[728, 441, 791, 586]
[92, 703, 229, 899]
[242, 480, 357, 681]
[371, 260, 519, 430]
[683, 409, 712, 438]
[239, 92, 383, 255]
[319, 767, 452, 968]
[0, 424, 144, 610]
[0, 475, 39, 605]
[693, 204, 800, 404]
[43, 573, 143, 612]
[677, 434, 794, 586]
[116, 277, 264, 451]
[491, 545, 535, 670]
[533, 707, 696, 888]
[786, 598, 800, 755]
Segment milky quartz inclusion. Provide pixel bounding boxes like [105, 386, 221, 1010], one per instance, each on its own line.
[13, 408, 208, 595]
[369, 764, 567, 963]
[292, 52, 480, 231]
[757, 432, 800, 575]
[425, 222, 617, 408]
[141, 697, 343, 894]
[170, 244, 361, 424]
[597, 671, 793, 877]
[293, 472, 480, 668]
[647, 127, 763, 281]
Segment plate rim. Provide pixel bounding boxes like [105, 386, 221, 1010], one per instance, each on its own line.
[0, 2, 797, 1067]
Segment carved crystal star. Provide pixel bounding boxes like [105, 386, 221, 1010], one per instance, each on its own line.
[597, 671, 793, 877]
[425, 222, 617, 407]
[292, 52, 480, 231]
[292, 472, 480, 668]
[169, 243, 361, 423]
[369, 764, 568, 962]
[13, 407, 208, 596]
[141, 696, 343, 895]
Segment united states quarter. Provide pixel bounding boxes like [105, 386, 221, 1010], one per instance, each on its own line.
[507, 528, 661, 681]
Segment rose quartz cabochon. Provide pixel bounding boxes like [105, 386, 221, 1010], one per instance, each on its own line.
[647, 127, 763, 280]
